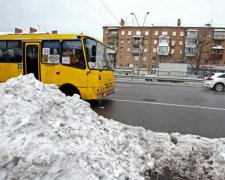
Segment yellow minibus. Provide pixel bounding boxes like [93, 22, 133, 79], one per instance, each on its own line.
[0, 32, 115, 100]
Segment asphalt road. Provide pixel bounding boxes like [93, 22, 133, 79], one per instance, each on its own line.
[91, 82, 225, 138]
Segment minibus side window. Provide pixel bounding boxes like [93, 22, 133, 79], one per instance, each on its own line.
[0, 41, 22, 63]
[42, 40, 60, 64]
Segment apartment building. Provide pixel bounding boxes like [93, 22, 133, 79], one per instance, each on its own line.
[103, 20, 225, 75]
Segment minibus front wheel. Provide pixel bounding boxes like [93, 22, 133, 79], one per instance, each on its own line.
[59, 84, 80, 97]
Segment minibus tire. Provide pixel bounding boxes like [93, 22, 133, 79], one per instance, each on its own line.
[59, 84, 80, 97]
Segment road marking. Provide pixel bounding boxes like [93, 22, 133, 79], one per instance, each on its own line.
[115, 88, 122, 91]
[109, 99, 225, 111]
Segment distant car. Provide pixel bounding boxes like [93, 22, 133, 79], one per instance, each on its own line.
[204, 73, 225, 92]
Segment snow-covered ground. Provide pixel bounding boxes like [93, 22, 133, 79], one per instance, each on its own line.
[0, 74, 225, 180]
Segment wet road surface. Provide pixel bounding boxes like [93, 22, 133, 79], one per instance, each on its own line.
[91, 82, 225, 138]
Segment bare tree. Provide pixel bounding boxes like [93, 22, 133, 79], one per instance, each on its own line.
[196, 24, 211, 73]
[184, 24, 211, 75]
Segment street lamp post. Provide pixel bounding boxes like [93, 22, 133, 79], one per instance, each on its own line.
[131, 12, 149, 76]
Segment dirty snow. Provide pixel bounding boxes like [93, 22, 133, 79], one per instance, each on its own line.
[0, 74, 225, 179]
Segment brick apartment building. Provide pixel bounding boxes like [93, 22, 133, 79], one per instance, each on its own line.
[103, 19, 225, 75]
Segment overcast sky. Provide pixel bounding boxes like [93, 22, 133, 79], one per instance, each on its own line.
[0, 0, 225, 40]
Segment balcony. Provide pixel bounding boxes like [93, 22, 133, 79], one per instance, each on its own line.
[186, 29, 199, 39]
[158, 35, 170, 46]
[133, 40, 142, 46]
[107, 48, 116, 54]
[132, 36, 143, 46]
[212, 45, 224, 50]
[211, 46, 224, 59]
[185, 38, 198, 48]
[211, 54, 223, 59]
[108, 37, 117, 46]
[157, 46, 170, 56]
[185, 47, 198, 57]
[185, 53, 197, 57]
[213, 29, 225, 40]
[132, 35, 143, 38]
[107, 45, 117, 51]
[108, 32, 118, 38]
[132, 48, 142, 54]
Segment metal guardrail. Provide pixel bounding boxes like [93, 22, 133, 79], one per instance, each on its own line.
[115, 75, 204, 83]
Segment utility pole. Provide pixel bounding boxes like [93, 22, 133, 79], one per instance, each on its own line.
[131, 12, 149, 76]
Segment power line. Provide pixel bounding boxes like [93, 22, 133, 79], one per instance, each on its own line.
[83, 0, 109, 24]
[98, 0, 119, 24]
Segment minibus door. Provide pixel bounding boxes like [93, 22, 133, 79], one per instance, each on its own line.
[25, 43, 40, 80]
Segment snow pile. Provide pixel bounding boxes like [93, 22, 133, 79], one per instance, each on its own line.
[0, 74, 225, 179]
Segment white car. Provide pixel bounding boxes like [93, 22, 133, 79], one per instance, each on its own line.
[204, 73, 225, 92]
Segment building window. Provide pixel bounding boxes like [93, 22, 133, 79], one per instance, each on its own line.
[136, 31, 141, 36]
[145, 31, 149, 35]
[171, 49, 175, 54]
[134, 55, 139, 60]
[127, 39, 131, 43]
[129, 64, 134, 67]
[179, 49, 183, 54]
[172, 32, 176, 36]
[162, 31, 168, 36]
[126, 56, 130, 60]
[121, 31, 125, 35]
[144, 48, 148, 52]
[128, 31, 132, 35]
[120, 47, 124, 51]
[207, 31, 212, 37]
[126, 64, 129, 67]
[154, 31, 158, 36]
[127, 48, 130, 52]
[154, 40, 158, 45]
[142, 64, 147, 68]
[120, 39, 124, 43]
[119, 55, 123, 60]
[179, 41, 183, 45]
[153, 48, 157, 53]
[143, 57, 147, 61]
[172, 40, 176, 46]
[180, 31, 184, 36]
[144, 40, 148, 44]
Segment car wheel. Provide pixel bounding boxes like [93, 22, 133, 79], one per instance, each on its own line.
[214, 83, 224, 92]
